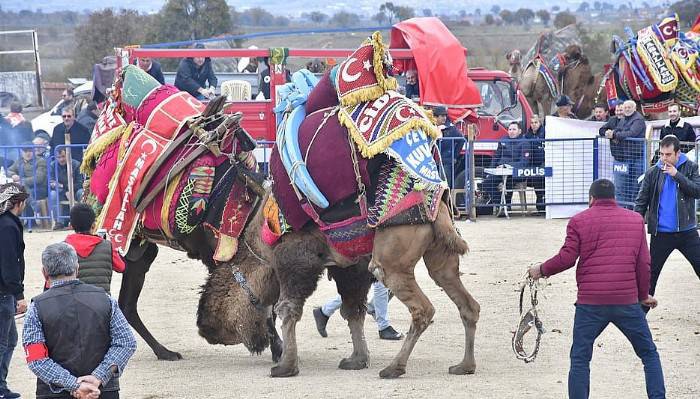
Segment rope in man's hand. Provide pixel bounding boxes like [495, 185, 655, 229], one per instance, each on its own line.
[512, 267, 547, 363]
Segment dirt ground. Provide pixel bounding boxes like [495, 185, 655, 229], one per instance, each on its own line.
[7, 217, 700, 398]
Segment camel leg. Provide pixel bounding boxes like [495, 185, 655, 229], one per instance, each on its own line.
[118, 242, 183, 360]
[371, 225, 434, 379]
[328, 263, 373, 370]
[423, 248, 480, 375]
[269, 235, 326, 377]
[267, 312, 283, 363]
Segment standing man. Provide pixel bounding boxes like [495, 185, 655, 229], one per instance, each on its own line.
[660, 103, 696, 153]
[634, 135, 700, 300]
[603, 100, 646, 207]
[50, 107, 91, 164]
[0, 183, 29, 399]
[434, 106, 464, 188]
[480, 122, 528, 207]
[23, 242, 136, 399]
[137, 57, 165, 85]
[404, 70, 420, 100]
[530, 179, 665, 399]
[313, 281, 403, 340]
[586, 103, 609, 122]
[77, 102, 99, 135]
[49, 149, 84, 230]
[52, 89, 74, 116]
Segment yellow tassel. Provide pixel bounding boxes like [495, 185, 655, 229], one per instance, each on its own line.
[338, 107, 441, 158]
[80, 124, 130, 176]
[117, 122, 135, 161]
[160, 170, 184, 239]
[339, 86, 386, 107]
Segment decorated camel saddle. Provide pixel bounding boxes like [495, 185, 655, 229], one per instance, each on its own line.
[605, 14, 700, 114]
[83, 65, 260, 262]
[265, 32, 447, 261]
[522, 24, 583, 98]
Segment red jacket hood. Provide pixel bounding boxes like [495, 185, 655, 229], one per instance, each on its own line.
[65, 234, 103, 258]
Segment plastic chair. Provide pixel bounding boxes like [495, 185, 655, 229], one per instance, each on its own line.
[220, 80, 252, 101]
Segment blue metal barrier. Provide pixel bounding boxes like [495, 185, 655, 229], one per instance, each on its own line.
[51, 144, 89, 226]
[0, 145, 52, 229]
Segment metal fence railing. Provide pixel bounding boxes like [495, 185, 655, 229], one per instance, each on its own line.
[4, 136, 698, 228]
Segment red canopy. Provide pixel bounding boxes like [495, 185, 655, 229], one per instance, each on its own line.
[390, 17, 482, 121]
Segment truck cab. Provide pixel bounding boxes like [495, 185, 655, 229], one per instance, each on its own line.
[468, 68, 533, 171]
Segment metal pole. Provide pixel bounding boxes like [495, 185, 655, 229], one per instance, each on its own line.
[32, 30, 44, 108]
[65, 138, 75, 209]
[467, 124, 477, 220]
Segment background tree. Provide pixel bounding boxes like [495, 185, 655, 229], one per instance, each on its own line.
[484, 14, 495, 25]
[551, 5, 561, 12]
[514, 8, 535, 25]
[330, 11, 360, 27]
[379, 2, 396, 22]
[577, 2, 591, 12]
[490, 5, 501, 14]
[422, 8, 433, 17]
[309, 11, 328, 24]
[553, 11, 577, 29]
[238, 7, 275, 26]
[68, 9, 148, 78]
[499, 9, 514, 24]
[536, 9, 550, 26]
[394, 6, 415, 21]
[670, 0, 700, 27]
[148, 0, 231, 44]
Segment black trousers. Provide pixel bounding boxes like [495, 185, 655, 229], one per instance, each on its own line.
[649, 229, 700, 296]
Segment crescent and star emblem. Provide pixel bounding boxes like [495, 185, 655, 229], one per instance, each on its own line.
[140, 138, 158, 155]
[341, 57, 362, 83]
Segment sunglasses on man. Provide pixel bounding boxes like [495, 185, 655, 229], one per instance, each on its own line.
[62, 114, 73, 119]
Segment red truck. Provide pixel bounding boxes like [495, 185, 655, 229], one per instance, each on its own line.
[116, 20, 532, 169]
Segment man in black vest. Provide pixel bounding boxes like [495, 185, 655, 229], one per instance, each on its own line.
[22, 242, 136, 399]
[0, 183, 29, 399]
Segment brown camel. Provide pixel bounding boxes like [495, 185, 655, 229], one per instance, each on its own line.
[199, 187, 479, 379]
[517, 44, 598, 119]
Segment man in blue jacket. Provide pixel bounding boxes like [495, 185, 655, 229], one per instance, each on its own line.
[635, 134, 700, 304]
[481, 122, 528, 208]
[435, 106, 465, 188]
[174, 43, 218, 100]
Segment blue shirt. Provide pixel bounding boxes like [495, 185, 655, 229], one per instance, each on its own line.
[22, 279, 136, 394]
[657, 153, 695, 232]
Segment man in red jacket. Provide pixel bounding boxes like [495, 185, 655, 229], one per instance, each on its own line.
[529, 179, 665, 399]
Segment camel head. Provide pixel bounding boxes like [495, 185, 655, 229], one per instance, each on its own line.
[196, 256, 280, 354]
[563, 44, 587, 65]
[506, 49, 522, 66]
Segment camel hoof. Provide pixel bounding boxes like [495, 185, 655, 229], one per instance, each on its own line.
[448, 363, 476, 375]
[270, 364, 299, 378]
[379, 365, 406, 379]
[339, 356, 369, 370]
[156, 350, 183, 361]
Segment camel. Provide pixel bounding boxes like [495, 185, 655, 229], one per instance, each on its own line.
[514, 44, 598, 119]
[197, 186, 478, 378]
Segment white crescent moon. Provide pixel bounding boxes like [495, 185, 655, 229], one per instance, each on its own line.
[341, 57, 362, 83]
[108, 229, 124, 244]
[140, 138, 158, 155]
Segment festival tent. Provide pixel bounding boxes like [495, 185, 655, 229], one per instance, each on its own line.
[390, 17, 482, 122]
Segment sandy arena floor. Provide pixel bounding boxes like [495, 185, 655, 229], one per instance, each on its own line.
[7, 217, 700, 398]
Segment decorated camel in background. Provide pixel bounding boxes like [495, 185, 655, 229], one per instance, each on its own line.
[85, 23, 480, 379]
[507, 25, 598, 119]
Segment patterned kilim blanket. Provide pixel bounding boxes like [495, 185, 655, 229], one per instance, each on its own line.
[368, 159, 444, 228]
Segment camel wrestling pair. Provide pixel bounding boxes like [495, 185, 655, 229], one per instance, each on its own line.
[81, 32, 479, 379]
